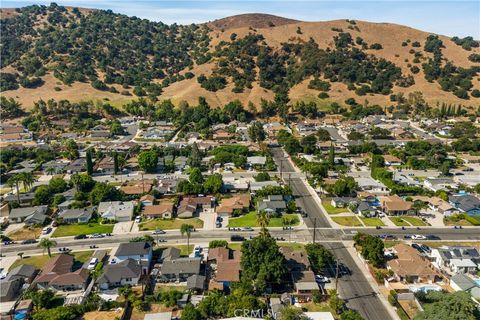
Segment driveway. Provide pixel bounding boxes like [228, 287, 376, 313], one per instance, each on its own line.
[199, 208, 217, 230]
[4, 223, 25, 236]
[113, 221, 133, 234]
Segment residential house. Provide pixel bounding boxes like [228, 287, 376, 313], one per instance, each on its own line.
[160, 248, 181, 263]
[330, 197, 358, 208]
[430, 246, 480, 274]
[142, 127, 174, 140]
[246, 156, 267, 167]
[449, 273, 480, 300]
[383, 155, 403, 166]
[411, 196, 457, 216]
[98, 201, 135, 222]
[97, 259, 142, 290]
[356, 202, 377, 217]
[112, 241, 153, 273]
[379, 196, 416, 215]
[65, 158, 86, 174]
[3, 192, 35, 205]
[355, 177, 389, 195]
[94, 156, 115, 174]
[449, 195, 480, 216]
[0, 265, 37, 302]
[58, 208, 94, 224]
[34, 254, 90, 292]
[387, 244, 441, 283]
[249, 180, 280, 193]
[424, 178, 457, 192]
[177, 196, 214, 218]
[140, 195, 156, 206]
[208, 247, 242, 291]
[143, 202, 175, 219]
[187, 275, 206, 292]
[213, 128, 234, 141]
[160, 258, 202, 282]
[281, 247, 318, 302]
[216, 194, 251, 217]
[9, 206, 48, 225]
[257, 195, 286, 215]
[460, 154, 480, 164]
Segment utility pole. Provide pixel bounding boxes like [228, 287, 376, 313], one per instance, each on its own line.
[335, 259, 339, 291]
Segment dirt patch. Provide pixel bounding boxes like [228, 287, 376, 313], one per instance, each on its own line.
[83, 310, 124, 320]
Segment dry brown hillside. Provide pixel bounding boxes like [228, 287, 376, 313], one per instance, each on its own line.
[2, 12, 479, 109]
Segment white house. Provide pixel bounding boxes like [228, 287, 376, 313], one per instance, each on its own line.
[98, 201, 134, 222]
[111, 241, 153, 273]
[97, 259, 142, 290]
[449, 259, 478, 274]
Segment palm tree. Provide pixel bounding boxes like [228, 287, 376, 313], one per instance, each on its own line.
[180, 224, 194, 253]
[70, 173, 81, 192]
[46, 167, 56, 176]
[7, 174, 21, 203]
[20, 172, 36, 191]
[257, 210, 270, 236]
[38, 238, 57, 257]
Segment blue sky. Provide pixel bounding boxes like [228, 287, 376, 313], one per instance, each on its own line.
[2, 1, 479, 37]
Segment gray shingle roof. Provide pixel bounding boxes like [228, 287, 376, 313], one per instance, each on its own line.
[97, 259, 142, 285]
[161, 258, 201, 275]
[116, 241, 152, 257]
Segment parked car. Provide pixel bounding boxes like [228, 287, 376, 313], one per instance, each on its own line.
[74, 234, 88, 240]
[90, 233, 105, 238]
[87, 258, 98, 270]
[315, 275, 330, 283]
[134, 216, 142, 223]
[152, 229, 166, 235]
[21, 239, 37, 245]
[412, 235, 427, 240]
[230, 235, 245, 242]
[241, 227, 254, 231]
[42, 227, 52, 235]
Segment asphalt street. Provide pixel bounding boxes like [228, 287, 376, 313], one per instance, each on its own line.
[323, 242, 392, 320]
[270, 146, 332, 228]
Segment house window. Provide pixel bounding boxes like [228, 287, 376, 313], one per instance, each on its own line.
[125, 278, 132, 281]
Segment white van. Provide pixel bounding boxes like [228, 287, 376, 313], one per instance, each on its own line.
[87, 258, 98, 270]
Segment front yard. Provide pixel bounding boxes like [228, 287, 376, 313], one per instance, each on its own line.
[10, 250, 93, 271]
[227, 211, 300, 228]
[360, 217, 385, 227]
[52, 222, 114, 237]
[139, 218, 204, 231]
[322, 198, 349, 214]
[332, 216, 362, 227]
[8, 226, 43, 240]
[389, 216, 427, 226]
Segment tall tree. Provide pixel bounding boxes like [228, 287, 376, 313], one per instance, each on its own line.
[328, 143, 335, 168]
[189, 142, 202, 168]
[180, 224, 194, 252]
[86, 148, 94, 175]
[138, 150, 158, 173]
[38, 238, 57, 257]
[7, 174, 21, 203]
[113, 151, 119, 175]
[241, 234, 287, 294]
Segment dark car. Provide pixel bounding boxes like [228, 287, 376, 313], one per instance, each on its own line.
[21, 239, 37, 245]
[230, 235, 245, 242]
[426, 235, 440, 240]
[74, 234, 88, 240]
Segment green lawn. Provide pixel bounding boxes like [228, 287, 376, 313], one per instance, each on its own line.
[52, 222, 114, 237]
[402, 216, 428, 226]
[332, 216, 362, 227]
[227, 212, 299, 228]
[10, 250, 92, 271]
[390, 216, 427, 226]
[155, 245, 192, 257]
[322, 198, 348, 214]
[389, 217, 410, 226]
[360, 217, 385, 227]
[140, 218, 204, 231]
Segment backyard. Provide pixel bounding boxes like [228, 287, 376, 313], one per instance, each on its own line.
[52, 222, 114, 237]
[227, 212, 300, 228]
[140, 218, 204, 231]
